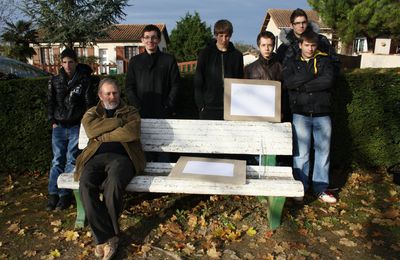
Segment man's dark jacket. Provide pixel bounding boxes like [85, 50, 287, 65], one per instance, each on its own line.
[276, 22, 340, 71]
[244, 53, 282, 81]
[47, 64, 93, 126]
[282, 51, 334, 115]
[194, 40, 243, 111]
[125, 48, 180, 119]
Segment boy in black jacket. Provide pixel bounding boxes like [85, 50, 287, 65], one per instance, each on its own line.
[194, 19, 243, 120]
[47, 48, 93, 210]
[125, 24, 180, 119]
[283, 31, 336, 204]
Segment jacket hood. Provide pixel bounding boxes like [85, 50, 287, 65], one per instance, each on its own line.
[279, 21, 321, 45]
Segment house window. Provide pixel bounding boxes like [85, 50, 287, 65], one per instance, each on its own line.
[124, 46, 139, 59]
[353, 37, 368, 53]
[40, 47, 54, 65]
[74, 47, 87, 58]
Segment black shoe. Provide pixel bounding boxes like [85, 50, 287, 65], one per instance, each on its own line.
[46, 194, 59, 211]
[56, 195, 72, 210]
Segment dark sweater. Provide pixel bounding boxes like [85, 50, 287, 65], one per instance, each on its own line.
[194, 40, 243, 110]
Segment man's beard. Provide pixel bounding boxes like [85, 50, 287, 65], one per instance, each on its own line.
[103, 101, 119, 110]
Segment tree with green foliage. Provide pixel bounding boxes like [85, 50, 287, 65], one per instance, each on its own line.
[307, 0, 351, 48]
[308, 0, 400, 47]
[1, 20, 37, 62]
[344, 0, 400, 43]
[22, 0, 128, 48]
[168, 12, 213, 62]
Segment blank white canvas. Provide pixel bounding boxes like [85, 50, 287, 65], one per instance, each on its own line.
[230, 83, 275, 117]
[183, 161, 234, 177]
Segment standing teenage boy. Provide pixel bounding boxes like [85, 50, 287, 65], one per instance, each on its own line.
[244, 31, 281, 80]
[125, 24, 180, 119]
[194, 19, 243, 120]
[283, 30, 336, 204]
[47, 48, 93, 210]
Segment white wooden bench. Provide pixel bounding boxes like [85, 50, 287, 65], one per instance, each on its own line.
[58, 119, 303, 230]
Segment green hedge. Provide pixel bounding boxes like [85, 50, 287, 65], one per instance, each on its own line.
[0, 69, 399, 174]
[331, 68, 400, 169]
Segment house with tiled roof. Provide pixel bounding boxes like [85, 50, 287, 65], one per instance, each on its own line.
[29, 24, 169, 74]
[260, 9, 334, 51]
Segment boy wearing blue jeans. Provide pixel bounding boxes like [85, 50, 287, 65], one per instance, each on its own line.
[283, 30, 336, 204]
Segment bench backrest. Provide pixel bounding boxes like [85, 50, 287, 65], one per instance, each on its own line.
[79, 119, 292, 155]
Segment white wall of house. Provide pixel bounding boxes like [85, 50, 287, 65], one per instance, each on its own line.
[374, 38, 391, 55]
[93, 42, 139, 64]
[266, 20, 281, 49]
[360, 53, 400, 68]
[243, 53, 258, 66]
[159, 37, 168, 52]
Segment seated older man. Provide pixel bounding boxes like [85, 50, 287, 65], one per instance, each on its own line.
[75, 78, 145, 259]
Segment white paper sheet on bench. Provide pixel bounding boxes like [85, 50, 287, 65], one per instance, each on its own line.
[169, 156, 246, 185]
[183, 161, 234, 177]
[231, 83, 275, 117]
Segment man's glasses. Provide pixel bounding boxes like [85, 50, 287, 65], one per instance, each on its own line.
[292, 21, 307, 26]
[143, 36, 159, 41]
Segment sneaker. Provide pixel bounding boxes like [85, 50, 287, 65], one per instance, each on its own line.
[102, 236, 119, 260]
[95, 244, 104, 258]
[46, 194, 59, 211]
[293, 196, 304, 204]
[56, 195, 72, 210]
[318, 191, 337, 204]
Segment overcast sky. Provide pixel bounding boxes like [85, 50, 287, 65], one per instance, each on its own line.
[124, 0, 311, 45]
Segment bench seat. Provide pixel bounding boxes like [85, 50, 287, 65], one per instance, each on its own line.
[58, 165, 303, 197]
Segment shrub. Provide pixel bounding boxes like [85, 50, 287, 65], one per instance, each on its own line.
[332, 69, 400, 169]
[1, 69, 399, 175]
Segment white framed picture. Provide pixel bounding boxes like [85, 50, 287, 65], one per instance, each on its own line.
[224, 78, 281, 122]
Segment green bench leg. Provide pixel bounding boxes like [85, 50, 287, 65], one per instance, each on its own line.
[267, 196, 286, 230]
[261, 155, 276, 166]
[73, 189, 86, 229]
[258, 155, 286, 229]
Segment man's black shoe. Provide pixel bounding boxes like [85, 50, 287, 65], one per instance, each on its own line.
[46, 194, 59, 211]
[56, 195, 72, 210]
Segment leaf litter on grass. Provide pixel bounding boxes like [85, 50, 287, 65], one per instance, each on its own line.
[0, 169, 399, 259]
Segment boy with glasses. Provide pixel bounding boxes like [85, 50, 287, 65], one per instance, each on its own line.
[125, 24, 180, 119]
[276, 8, 338, 67]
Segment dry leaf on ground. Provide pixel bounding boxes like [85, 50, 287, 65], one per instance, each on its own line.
[207, 243, 221, 259]
[63, 230, 79, 241]
[339, 238, 357, 247]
